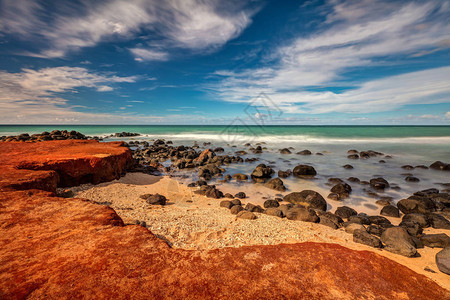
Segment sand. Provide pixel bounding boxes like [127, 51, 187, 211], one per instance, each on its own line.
[67, 172, 450, 290]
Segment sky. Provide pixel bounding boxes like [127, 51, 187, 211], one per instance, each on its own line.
[0, 0, 449, 125]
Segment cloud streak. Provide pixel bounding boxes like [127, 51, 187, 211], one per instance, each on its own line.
[212, 0, 450, 115]
[0, 0, 257, 59]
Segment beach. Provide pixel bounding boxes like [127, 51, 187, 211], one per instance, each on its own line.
[1, 129, 450, 298]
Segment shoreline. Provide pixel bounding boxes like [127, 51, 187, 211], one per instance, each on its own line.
[69, 172, 450, 291]
[0, 139, 448, 298]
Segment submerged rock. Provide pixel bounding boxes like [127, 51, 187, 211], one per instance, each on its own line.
[292, 165, 317, 177]
[284, 191, 327, 211]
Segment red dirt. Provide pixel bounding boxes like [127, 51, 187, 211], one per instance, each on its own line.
[0, 140, 448, 299]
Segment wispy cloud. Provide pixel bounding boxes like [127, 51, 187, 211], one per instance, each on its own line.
[0, 66, 141, 123]
[129, 48, 169, 62]
[0, 0, 259, 59]
[212, 0, 450, 115]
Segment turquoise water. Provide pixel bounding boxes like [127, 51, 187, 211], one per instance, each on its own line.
[1, 124, 449, 213]
[0, 125, 449, 138]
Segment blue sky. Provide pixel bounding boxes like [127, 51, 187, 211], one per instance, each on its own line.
[0, 0, 449, 125]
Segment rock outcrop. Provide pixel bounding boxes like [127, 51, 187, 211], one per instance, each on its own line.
[0, 141, 448, 299]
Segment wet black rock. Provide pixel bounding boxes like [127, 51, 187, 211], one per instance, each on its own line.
[369, 177, 390, 190]
[232, 173, 248, 181]
[347, 150, 358, 154]
[327, 193, 340, 201]
[278, 169, 292, 178]
[330, 183, 352, 199]
[286, 207, 319, 222]
[292, 165, 317, 177]
[264, 199, 280, 209]
[348, 215, 371, 225]
[347, 154, 359, 159]
[381, 227, 418, 257]
[435, 247, 450, 274]
[430, 161, 450, 171]
[368, 215, 391, 226]
[297, 150, 312, 155]
[343, 164, 354, 169]
[220, 200, 234, 209]
[244, 203, 264, 213]
[401, 165, 415, 170]
[335, 206, 357, 219]
[236, 211, 257, 220]
[280, 148, 292, 154]
[397, 195, 436, 214]
[265, 178, 286, 192]
[381, 205, 400, 218]
[420, 234, 450, 248]
[265, 207, 284, 218]
[283, 190, 327, 211]
[401, 213, 430, 228]
[214, 147, 224, 153]
[347, 177, 360, 183]
[353, 229, 383, 248]
[405, 176, 420, 182]
[234, 192, 246, 199]
[230, 205, 244, 215]
[141, 193, 167, 205]
[427, 213, 450, 229]
[251, 164, 275, 183]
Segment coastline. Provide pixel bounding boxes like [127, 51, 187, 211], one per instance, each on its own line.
[69, 172, 450, 290]
[1, 135, 449, 298]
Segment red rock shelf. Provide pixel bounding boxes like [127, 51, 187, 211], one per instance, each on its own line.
[0, 140, 448, 299]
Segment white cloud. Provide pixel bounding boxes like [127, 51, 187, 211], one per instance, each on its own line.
[215, 67, 450, 114]
[445, 111, 450, 119]
[0, 66, 142, 123]
[0, 0, 257, 58]
[212, 0, 450, 115]
[129, 48, 169, 62]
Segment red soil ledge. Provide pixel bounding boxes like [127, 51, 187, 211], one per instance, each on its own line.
[0, 140, 448, 299]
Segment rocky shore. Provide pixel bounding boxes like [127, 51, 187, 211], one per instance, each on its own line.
[0, 138, 449, 298]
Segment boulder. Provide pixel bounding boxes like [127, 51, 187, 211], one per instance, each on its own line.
[367, 225, 384, 237]
[297, 150, 312, 155]
[220, 200, 234, 209]
[283, 191, 327, 211]
[345, 223, 366, 234]
[343, 164, 353, 169]
[265, 178, 286, 191]
[348, 215, 371, 225]
[381, 227, 418, 257]
[430, 161, 450, 171]
[436, 247, 450, 275]
[251, 164, 274, 183]
[353, 229, 383, 248]
[420, 234, 450, 248]
[236, 211, 257, 220]
[335, 206, 357, 219]
[401, 213, 430, 228]
[427, 213, 450, 229]
[230, 205, 244, 215]
[405, 176, 420, 182]
[278, 170, 292, 178]
[347, 154, 359, 159]
[263, 199, 280, 209]
[245, 203, 264, 213]
[292, 165, 317, 177]
[317, 211, 343, 229]
[142, 193, 167, 205]
[234, 192, 246, 199]
[330, 183, 352, 198]
[286, 207, 319, 223]
[397, 196, 436, 214]
[381, 205, 400, 218]
[232, 173, 248, 181]
[370, 177, 389, 190]
[265, 208, 284, 218]
[399, 220, 423, 236]
[231, 199, 242, 206]
[280, 148, 292, 154]
[368, 216, 391, 226]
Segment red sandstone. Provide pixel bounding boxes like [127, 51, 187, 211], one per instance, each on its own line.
[0, 140, 448, 299]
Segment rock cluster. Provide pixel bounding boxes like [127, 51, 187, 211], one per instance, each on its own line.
[0, 130, 89, 142]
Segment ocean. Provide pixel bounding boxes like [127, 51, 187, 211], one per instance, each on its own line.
[1, 125, 449, 213]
